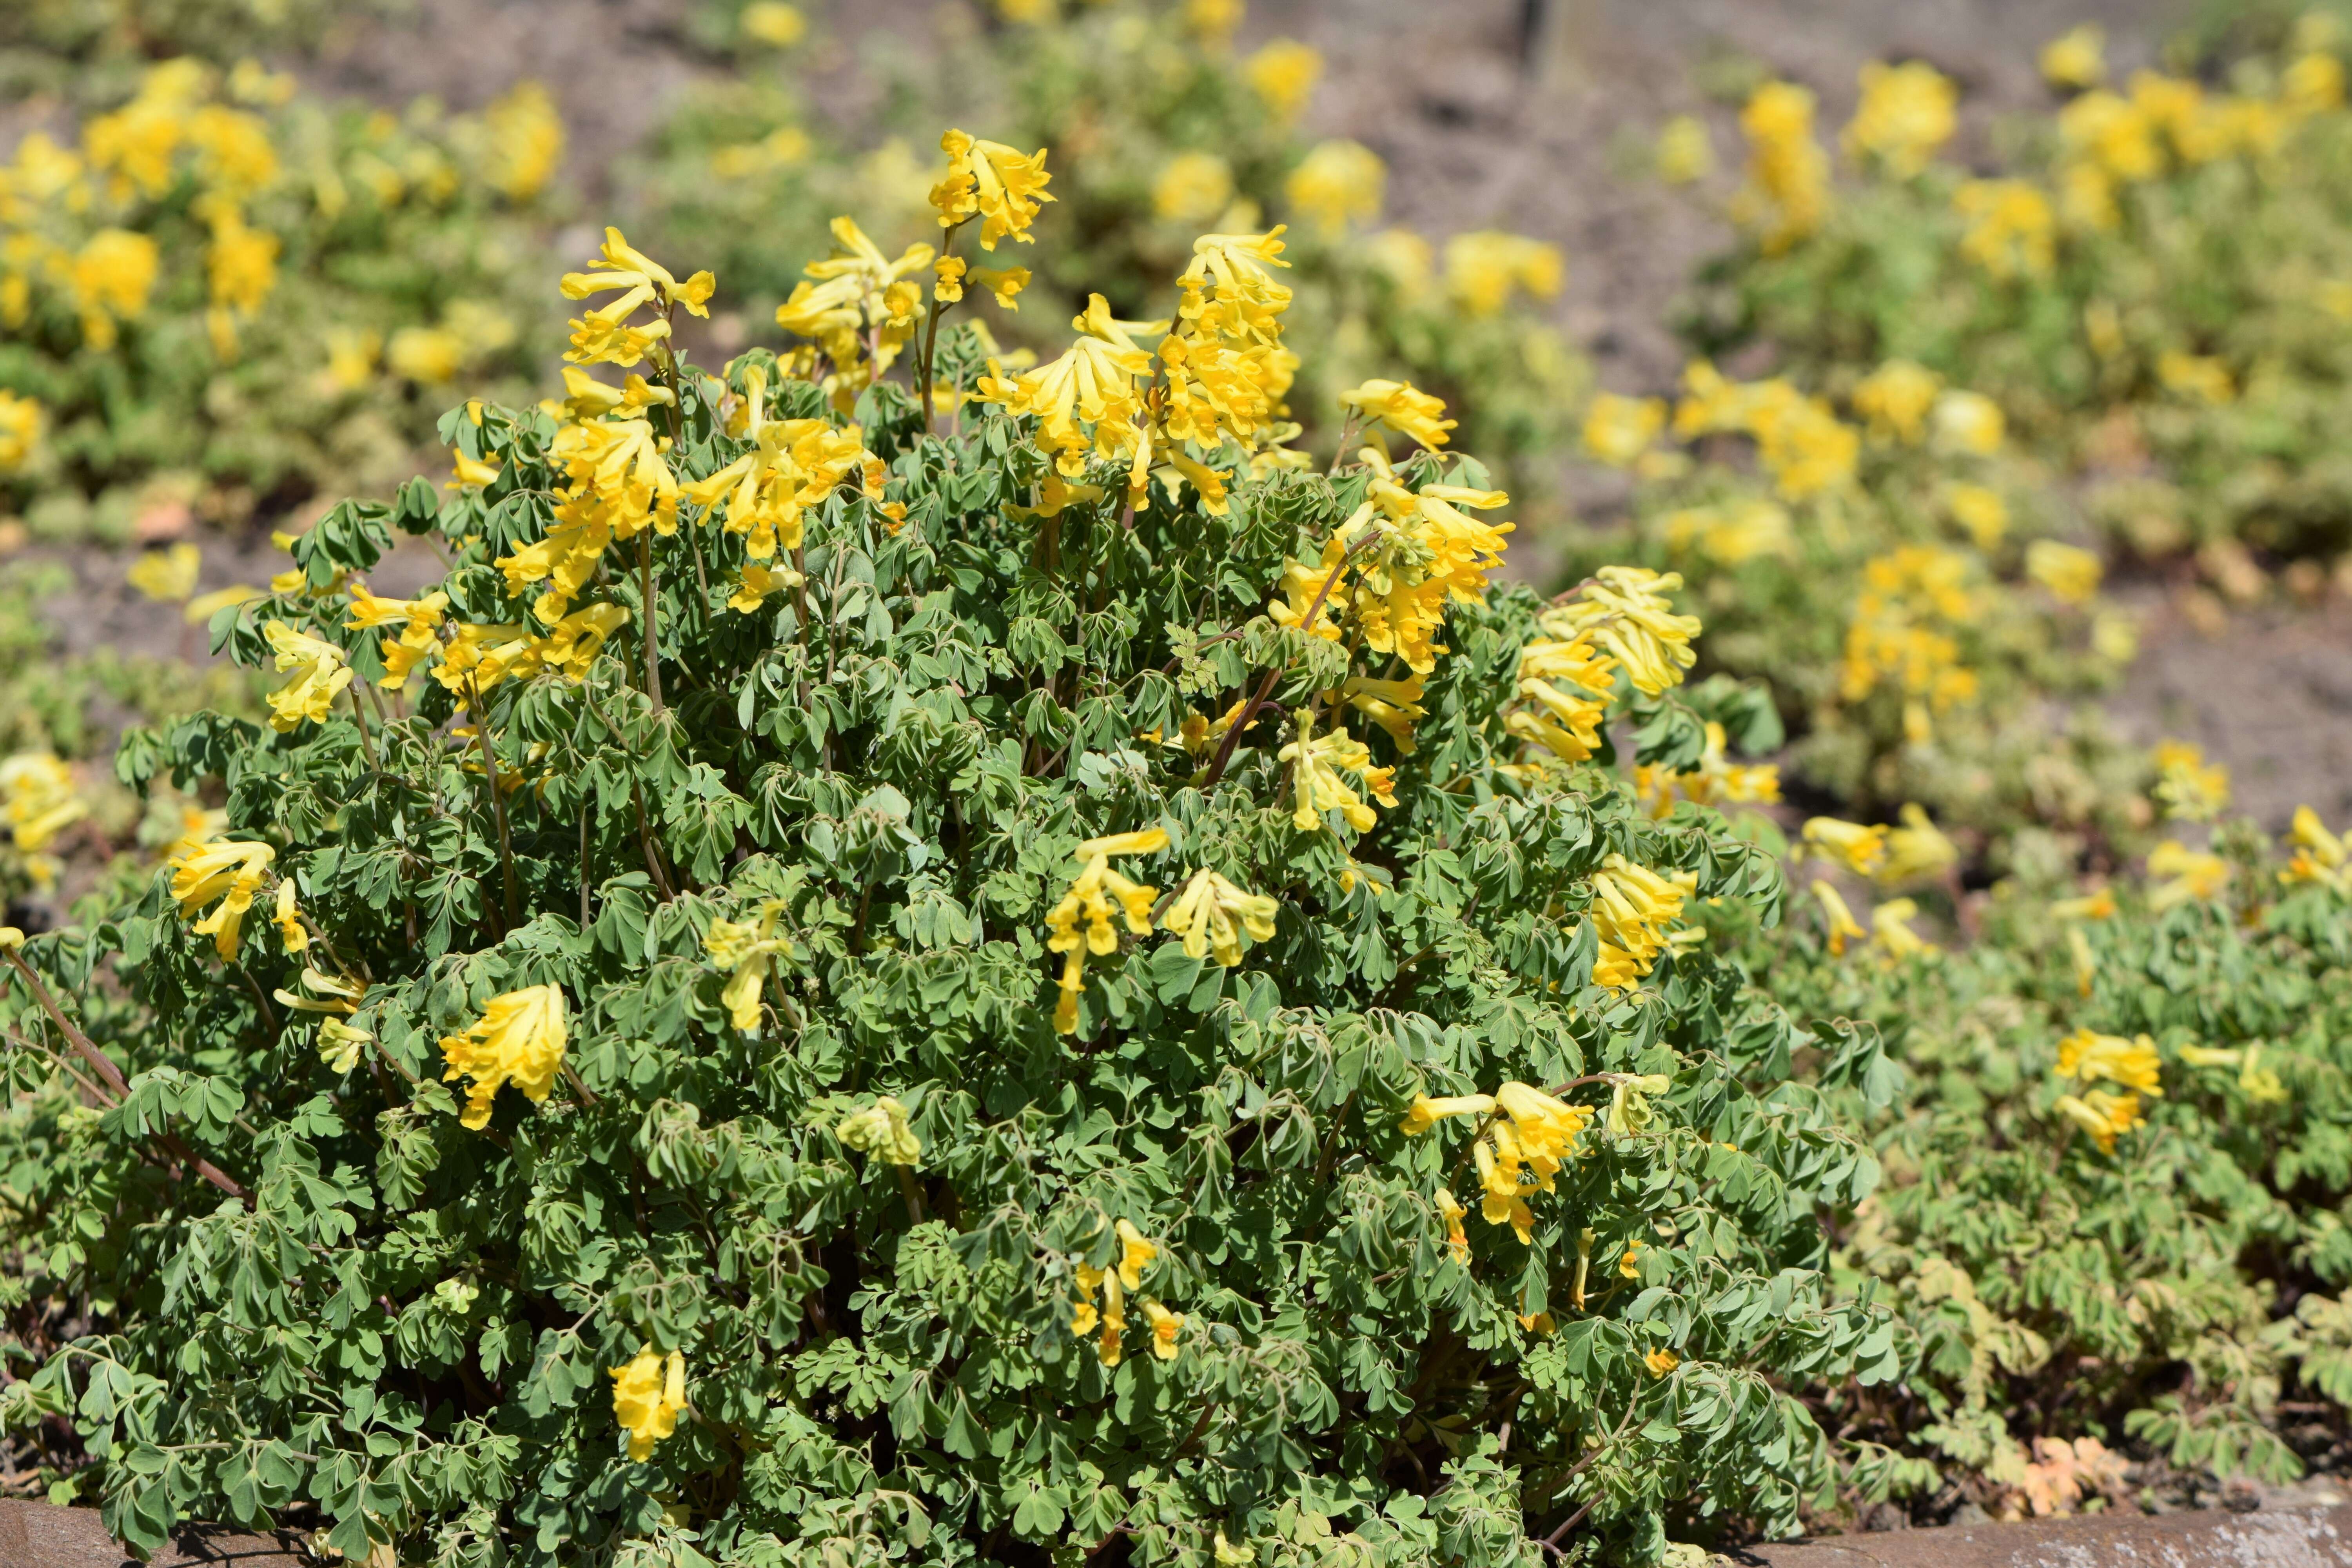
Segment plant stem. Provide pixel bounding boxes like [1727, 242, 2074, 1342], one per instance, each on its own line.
[465, 675, 521, 935]
[638, 533, 665, 714]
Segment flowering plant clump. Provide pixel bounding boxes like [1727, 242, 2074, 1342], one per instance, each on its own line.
[628, 0, 1583, 501]
[0, 127, 1896, 1567]
[0, 54, 563, 543]
[1753, 804, 2352, 1519]
[1681, 24, 2352, 575]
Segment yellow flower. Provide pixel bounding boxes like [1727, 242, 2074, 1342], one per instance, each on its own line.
[1434, 1187, 1471, 1261]
[2041, 24, 2107, 90]
[0, 392, 41, 473]
[704, 900, 793, 1032]
[438, 984, 569, 1131]
[2026, 540, 2102, 605]
[128, 542, 201, 603]
[1872, 898, 1935, 963]
[1645, 1348, 1681, 1377]
[1, 753, 85, 855]
[1634, 721, 1781, 817]
[1953, 180, 2054, 280]
[929, 129, 1054, 250]
[1286, 140, 1385, 234]
[2149, 840, 2229, 911]
[2056, 1028, 2163, 1098]
[1736, 81, 1831, 252]
[1162, 869, 1279, 967]
[273, 878, 308, 953]
[1495, 1081, 1593, 1178]
[1582, 393, 1665, 467]
[738, 2, 807, 45]
[448, 448, 502, 490]
[1811, 880, 1866, 958]
[169, 838, 275, 960]
[985, 298, 1154, 479]
[388, 326, 463, 384]
[1584, 855, 1686, 990]
[2158, 351, 2234, 405]
[1852, 359, 1941, 444]
[71, 229, 160, 348]
[1340, 379, 1454, 451]
[608, 1347, 687, 1460]
[836, 1095, 922, 1164]
[1844, 60, 1958, 177]
[1327, 673, 1426, 755]
[1619, 1237, 1646, 1279]
[1659, 500, 1793, 566]
[2068, 926, 2098, 998]
[1044, 828, 1168, 1034]
[1472, 1133, 1535, 1243]
[1947, 483, 2008, 550]
[1655, 115, 1715, 184]
[1542, 567, 1699, 696]
[1114, 1218, 1158, 1289]
[1279, 716, 1396, 834]
[1929, 390, 2005, 457]
[1142, 1298, 1183, 1361]
[1153, 151, 1234, 225]
[2054, 1088, 2143, 1154]
[2152, 740, 2229, 822]
[483, 82, 565, 201]
[969, 266, 1028, 309]
[1399, 1093, 1496, 1136]
[2283, 51, 2346, 116]
[1244, 40, 1323, 123]
[1879, 803, 1956, 884]
[1442, 231, 1563, 318]
[262, 621, 354, 733]
[2281, 806, 2350, 889]
[1804, 817, 1888, 877]
[561, 225, 714, 324]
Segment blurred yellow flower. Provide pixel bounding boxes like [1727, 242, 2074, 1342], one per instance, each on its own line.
[1932, 390, 2005, 454]
[1154, 151, 1234, 224]
[1443, 231, 1562, 318]
[1804, 816, 1888, 877]
[129, 542, 201, 603]
[1245, 40, 1323, 123]
[1736, 81, 1830, 252]
[2025, 539, 2102, 605]
[2148, 840, 2229, 910]
[1656, 115, 1715, 184]
[1582, 392, 1665, 467]
[1946, 483, 2008, 549]
[2057, 1027, 2163, 1097]
[1286, 140, 1385, 234]
[739, 2, 807, 45]
[2157, 351, 2234, 404]
[1844, 60, 1958, 176]
[2041, 24, 2107, 90]
[1811, 880, 1866, 957]
[2152, 739, 2229, 822]
[836, 1095, 922, 1164]
[1341, 378, 1454, 450]
[1853, 359, 1942, 444]
[483, 82, 565, 201]
[2055, 1088, 2143, 1153]
[1879, 803, 1956, 884]
[1954, 180, 2054, 279]
[0, 392, 41, 473]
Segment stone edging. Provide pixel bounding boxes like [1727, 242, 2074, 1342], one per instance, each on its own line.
[1739, 1501, 2352, 1567]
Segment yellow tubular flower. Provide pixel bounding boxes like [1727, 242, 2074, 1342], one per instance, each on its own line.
[1472, 1134, 1535, 1243]
[129, 543, 201, 603]
[1509, 633, 1616, 762]
[1803, 817, 1888, 877]
[1585, 856, 1686, 988]
[561, 226, 714, 324]
[1434, 1188, 1471, 1261]
[0, 753, 85, 853]
[2042, 24, 2107, 90]
[1879, 803, 1956, 884]
[836, 1095, 922, 1164]
[1114, 1218, 1158, 1289]
[1286, 140, 1385, 234]
[1399, 1092, 1495, 1136]
[1872, 898, 1935, 963]
[704, 900, 791, 1032]
[1736, 81, 1830, 252]
[1581, 393, 1665, 467]
[2056, 1028, 2163, 1098]
[1279, 716, 1395, 834]
[2281, 806, 2350, 889]
[1494, 1081, 1593, 1181]
[2026, 540, 2102, 605]
[1328, 673, 1426, 754]
[1340, 379, 1454, 450]
[439, 985, 568, 1131]
[1620, 1238, 1646, 1279]
[1154, 151, 1234, 225]
[2069, 926, 2098, 998]
[1044, 828, 1168, 1034]
[1543, 567, 1699, 696]
[1852, 359, 1941, 444]
[273, 878, 307, 953]
[609, 1348, 687, 1460]
[262, 621, 354, 733]
[2054, 1089, 2142, 1154]
[1811, 880, 1866, 958]
[0, 392, 42, 473]
[2148, 840, 2229, 911]
[1142, 1299, 1183, 1361]
[1646, 1348, 1681, 1377]
[929, 129, 1054, 250]
[169, 839, 275, 960]
[1162, 870, 1279, 967]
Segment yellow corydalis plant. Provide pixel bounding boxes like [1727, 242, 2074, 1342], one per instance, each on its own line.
[1069, 1219, 1172, 1367]
[562, 225, 712, 367]
[1044, 828, 1167, 1034]
[2052, 1028, 2161, 1155]
[1398, 1081, 1595, 1244]
[1279, 712, 1396, 834]
[1161, 870, 1279, 967]
[1584, 855, 1687, 991]
[704, 900, 792, 1033]
[836, 1096, 922, 1165]
[167, 838, 274, 960]
[438, 984, 568, 1131]
[608, 1347, 687, 1460]
[261, 621, 353, 733]
[929, 129, 1055, 250]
